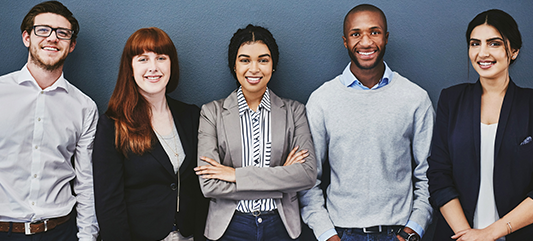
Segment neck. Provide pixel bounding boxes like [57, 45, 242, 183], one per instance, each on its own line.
[350, 61, 385, 88]
[242, 88, 266, 112]
[146, 93, 168, 115]
[480, 74, 509, 95]
[26, 61, 63, 90]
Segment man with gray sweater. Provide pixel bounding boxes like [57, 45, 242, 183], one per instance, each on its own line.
[299, 4, 434, 241]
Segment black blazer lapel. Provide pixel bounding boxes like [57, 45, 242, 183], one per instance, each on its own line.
[168, 98, 193, 176]
[472, 81, 482, 171]
[494, 80, 516, 160]
[150, 138, 177, 176]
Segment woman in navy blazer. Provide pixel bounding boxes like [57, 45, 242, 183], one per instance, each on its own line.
[428, 10, 533, 241]
[93, 28, 208, 241]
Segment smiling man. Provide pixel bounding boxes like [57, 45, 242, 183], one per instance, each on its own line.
[0, 1, 99, 240]
[299, 4, 434, 241]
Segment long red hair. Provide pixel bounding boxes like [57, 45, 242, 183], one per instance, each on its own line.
[106, 27, 179, 156]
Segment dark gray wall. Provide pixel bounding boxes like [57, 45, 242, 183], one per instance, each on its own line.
[1, 1, 532, 240]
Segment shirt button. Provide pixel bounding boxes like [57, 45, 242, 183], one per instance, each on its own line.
[34, 174, 37, 178]
[38, 118, 41, 121]
[35, 146, 38, 149]
[40, 91, 44, 94]
[31, 202, 35, 205]
[257, 217, 262, 223]
[170, 183, 177, 190]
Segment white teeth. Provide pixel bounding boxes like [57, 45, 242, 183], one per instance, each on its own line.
[146, 76, 160, 80]
[247, 77, 260, 81]
[359, 51, 374, 56]
[43, 47, 58, 51]
[479, 62, 492, 66]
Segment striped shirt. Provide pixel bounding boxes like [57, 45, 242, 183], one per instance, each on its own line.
[235, 87, 277, 213]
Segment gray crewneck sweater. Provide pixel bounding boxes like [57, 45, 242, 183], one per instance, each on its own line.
[299, 72, 434, 239]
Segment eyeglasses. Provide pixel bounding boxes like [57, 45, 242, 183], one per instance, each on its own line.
[32, 25, 74, 40]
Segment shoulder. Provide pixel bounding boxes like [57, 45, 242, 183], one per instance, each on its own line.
[167, 96, 200, 115]
[307, 75, 342, 104]
[271, 90, 306, 114]
[64, 79, 98, 112]
[391, 72, 429, 97]
[0, 70, 19, 84]
[201, 91, 235, 114]
[438, 82, 477, 103]
[96, 113, 115, 135]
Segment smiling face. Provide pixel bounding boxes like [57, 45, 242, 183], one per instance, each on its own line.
[132, 51, 171, 98]
[343, 10, 388, 71]
[469, 24, 518, 82]
[234, 41, 273, 97]
[23, 13, 76, 71]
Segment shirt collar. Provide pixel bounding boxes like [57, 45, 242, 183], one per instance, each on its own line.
[340, 61, 393, 90]
[237, 86, 271, 116]
[16, 64, 69, 92]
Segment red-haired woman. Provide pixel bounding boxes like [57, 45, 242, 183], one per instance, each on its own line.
[93, 27, 208, 241]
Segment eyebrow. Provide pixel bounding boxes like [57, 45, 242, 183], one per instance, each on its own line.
[238, 54, 271, 58]
[349, 26, 382, 32]
[469, 37, 504, 42]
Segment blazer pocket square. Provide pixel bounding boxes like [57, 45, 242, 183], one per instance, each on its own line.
[520, 136, 532, 146]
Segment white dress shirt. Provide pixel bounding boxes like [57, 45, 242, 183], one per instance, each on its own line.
[0, 65, 99, 240]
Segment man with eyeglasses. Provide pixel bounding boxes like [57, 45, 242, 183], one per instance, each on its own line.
[0, 1, 99, 240]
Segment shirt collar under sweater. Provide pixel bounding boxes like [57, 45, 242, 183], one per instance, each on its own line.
[339, 61, 393, 90]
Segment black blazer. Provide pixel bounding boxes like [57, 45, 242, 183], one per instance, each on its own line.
[93, 97, 208, 241]
[428, 80, 533, 241]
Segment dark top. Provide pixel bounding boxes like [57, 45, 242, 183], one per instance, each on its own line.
[428, 80, 533, 240]
[93, 97, 208, 241]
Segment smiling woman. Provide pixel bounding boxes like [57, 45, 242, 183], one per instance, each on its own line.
[195, 24, 317, 241]
[428, 9, 533, 241]
[92, 27, 208, 241]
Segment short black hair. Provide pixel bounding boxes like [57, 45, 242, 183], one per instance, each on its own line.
[466, 9, 521, 65]
[21, 1, 79, 41]
[343, 4, 387, 36]
[228, 24, 279, 82]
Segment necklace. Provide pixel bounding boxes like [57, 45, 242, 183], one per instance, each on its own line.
[153, 108, 180, 212]
[154, 110, 179, 158]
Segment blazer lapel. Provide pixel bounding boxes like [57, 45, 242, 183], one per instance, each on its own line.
[168, 98, 191, 176]
[270, 90, 286, 167]
[494, 80, 516, 160]
[472, 81, 482, 170]
[222, 91, 243, 168]
[150, 138, 177, 176]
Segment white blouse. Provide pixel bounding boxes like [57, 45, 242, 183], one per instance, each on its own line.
[474, 123, 505, 240]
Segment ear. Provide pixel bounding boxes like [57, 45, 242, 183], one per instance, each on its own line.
[68, 39, 76, 53]
[385, 32, 389, 45]
[511, 48, 519, 60]
[22, 30, 31, 47]
[342, 35, 348, 49]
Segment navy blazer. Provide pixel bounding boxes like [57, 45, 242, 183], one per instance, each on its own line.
[93, 97, 208, 241]
[428, 80, 533, 240]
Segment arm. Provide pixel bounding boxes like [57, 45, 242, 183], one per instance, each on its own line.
[299, 95, 338, 241]
[197, 103, 283, 200]
[234, 101, 317, 193]
[405, 98, 435, 237]
[73, 105, 99, 241]
[92, 115, 131, 241]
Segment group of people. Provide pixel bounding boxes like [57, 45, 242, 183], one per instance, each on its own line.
[0, 1, 532, 241]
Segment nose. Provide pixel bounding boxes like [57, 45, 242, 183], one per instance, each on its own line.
[359, 33, 372, 47]
[46, 30, 59, 42]
[249, 61, 259, 73]
[148, 59, 158, 72]
[479, 43, 490, 57]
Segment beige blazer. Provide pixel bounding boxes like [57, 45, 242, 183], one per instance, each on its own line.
[198, 89, 317, 240]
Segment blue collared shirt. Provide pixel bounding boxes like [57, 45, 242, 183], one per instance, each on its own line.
[339, 61, 393, 90]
